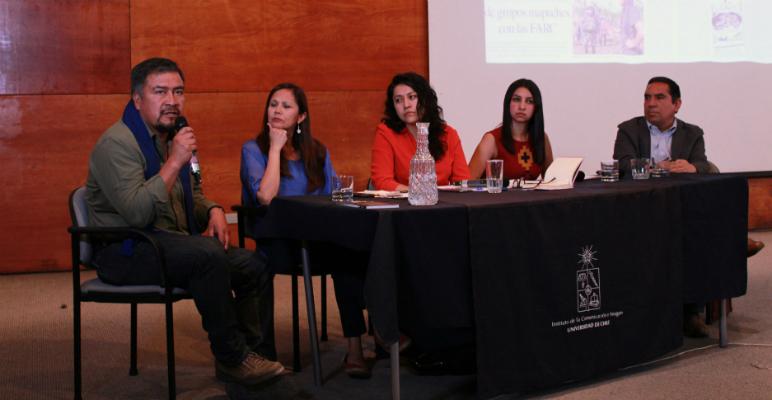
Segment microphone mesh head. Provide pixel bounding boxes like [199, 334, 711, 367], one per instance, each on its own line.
[174, 116, 188, 132]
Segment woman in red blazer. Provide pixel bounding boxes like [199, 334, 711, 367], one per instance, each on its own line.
[370, 72, 470, 191]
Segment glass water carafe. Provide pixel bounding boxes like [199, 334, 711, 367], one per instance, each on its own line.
[408, 122, 438, 206]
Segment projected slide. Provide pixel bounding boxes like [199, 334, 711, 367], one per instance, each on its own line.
[485, 0, 772, 63]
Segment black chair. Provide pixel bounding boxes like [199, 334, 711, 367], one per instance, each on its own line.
[231, 205, 328, 374]
[68, 187, 191, 400]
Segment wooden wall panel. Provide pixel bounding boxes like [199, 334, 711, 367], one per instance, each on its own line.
[310, 90, 385, 191]
[748, 177, 772, 230]
[0, 0, 428, 273]
[182, 92, 263, 211]
[0, 95, 128, 271]
[0, 0, 130, 95]
[130, 0, 428, 92]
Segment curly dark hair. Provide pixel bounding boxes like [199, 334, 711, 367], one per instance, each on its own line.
[500, 78, 547, 166]
[382, 72, 448, 160]
[256, 83, 327, 192]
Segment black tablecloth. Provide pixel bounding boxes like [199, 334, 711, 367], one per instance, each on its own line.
[677, 174, 748, 303]
[259, 174, 748, 398]
[463, 179, 685, 397]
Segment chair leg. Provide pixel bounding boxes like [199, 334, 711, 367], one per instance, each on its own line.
[74, 297, 82, 400]
[165, 301, 176, 400]
[291, 274, 301, 372]
[705, 302, 713, 325]
[719, 298, 728, 348]
[301, 242, 323, 386]
[130, 302, 138, 376]
[321, 274, 328, 342]
[390, 341, 401, 400]
[72, 238, 83, 400]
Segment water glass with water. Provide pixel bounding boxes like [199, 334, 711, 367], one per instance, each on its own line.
[600, 160, 619, 182]
[486, 159, 504, 193]
[332, 175, 354, 202]
[630, 158, 651, 180]
[650, 167, 669, 178]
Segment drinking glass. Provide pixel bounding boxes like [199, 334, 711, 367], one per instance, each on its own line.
[630, 158, 651, 180]
[486, 159, 504, 193]
[332, 175, 354, 202]
[600, 160, 619, 182]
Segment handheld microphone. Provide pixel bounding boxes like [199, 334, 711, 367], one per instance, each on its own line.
[174, 116, 202, 184]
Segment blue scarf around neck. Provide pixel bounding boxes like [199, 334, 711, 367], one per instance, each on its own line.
[121, 100, 199, 235]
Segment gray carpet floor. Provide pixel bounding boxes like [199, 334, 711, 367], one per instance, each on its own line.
[1, 230, 770, 400]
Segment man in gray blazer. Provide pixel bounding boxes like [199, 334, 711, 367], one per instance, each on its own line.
[613, 76, 710, 174]
[614, 77, 763, 257]
[613, 76, 764, 337]
[615, 76, 714, 337]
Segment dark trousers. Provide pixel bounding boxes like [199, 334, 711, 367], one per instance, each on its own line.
[261, 239, 368, 338]
[684, 303, 704, 317]
[93, 232, 274, 366]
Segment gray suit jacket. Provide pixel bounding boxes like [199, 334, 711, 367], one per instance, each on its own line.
[613, 116, 710, 174]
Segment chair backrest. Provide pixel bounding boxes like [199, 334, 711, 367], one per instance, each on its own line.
[243, 211, 258, 242]
[68, 187, 93, 266]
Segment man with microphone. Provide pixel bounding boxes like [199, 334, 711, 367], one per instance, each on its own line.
[84, 57, 283, 385]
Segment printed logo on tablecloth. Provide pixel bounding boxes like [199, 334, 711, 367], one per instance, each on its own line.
[551, 245, 621, 333]
[577, 245, 601, 313]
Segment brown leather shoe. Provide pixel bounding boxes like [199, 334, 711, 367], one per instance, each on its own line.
[343, 354, 372, 379]
[683, 315, 709, 338]
[748, 238, 765, 258]
[216, 351, 285, 385]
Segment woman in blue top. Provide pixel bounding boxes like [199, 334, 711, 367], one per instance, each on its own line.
[240, 83, 370, 378]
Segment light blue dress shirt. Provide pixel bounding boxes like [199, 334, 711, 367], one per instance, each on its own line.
[647, 119, 677, 163]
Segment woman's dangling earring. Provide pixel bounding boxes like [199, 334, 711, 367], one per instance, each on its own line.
[296, 124, 302, 135]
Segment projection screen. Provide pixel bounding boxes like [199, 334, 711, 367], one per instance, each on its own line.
[428, 0, 772, 173]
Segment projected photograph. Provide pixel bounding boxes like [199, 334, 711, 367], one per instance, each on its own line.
[484, 0, 772, 63]
[572, 0, 644, 56]
[712, 0, 744, 48]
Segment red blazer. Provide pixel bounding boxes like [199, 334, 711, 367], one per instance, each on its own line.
[370, 122, 471, 190]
